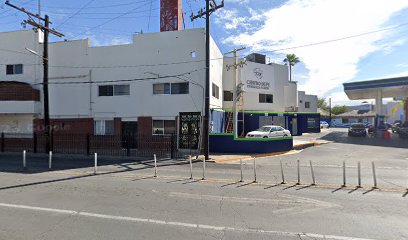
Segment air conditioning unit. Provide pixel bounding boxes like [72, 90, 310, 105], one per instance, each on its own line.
[285, 106, 298, 112]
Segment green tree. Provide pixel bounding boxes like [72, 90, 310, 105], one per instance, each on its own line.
[283, 53, 300, 82]
[317, 97, 329, 111]
[331, 105, 349, 115]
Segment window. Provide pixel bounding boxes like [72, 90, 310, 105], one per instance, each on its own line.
[223, 91, 233, 101]
[212, 83, 219, 99]
[94, 120, 114, 135]
[114, 85, 130, 95]
[153, 120, 176, 135]
[99, 85, 113, 96]
[299, 100, 303, 103]
[259, 94, 273, 103]
[153, 82, 189, 95]
[153, 83, 170, 94]
[6, 64, 23, 75]
[171, 83, 189, 94]
[305, 101, 310, 108]
[99, 85, 130, 96]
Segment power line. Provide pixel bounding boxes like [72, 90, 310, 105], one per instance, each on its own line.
[20, 0, 150, 10]
[147, 0, 153, 32]
[32, 68, 206, 85]
[56, 0, 97, 28]
[263, 22, 408, 53]
[69, 1, 152, 39]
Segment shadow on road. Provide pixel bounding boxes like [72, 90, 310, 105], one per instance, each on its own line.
[0, 152, 189, 174]
[320, 131, 408, 149]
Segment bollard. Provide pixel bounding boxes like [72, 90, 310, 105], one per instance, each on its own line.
[48, 151, 52, 170]
[253, 159, 257, 183]
[23, 150, 26, 170]
[240, 159, 243, 182]
[202, 158, 206, 180]
[154, 154, 157, 178]
[296, 159, 300, 185]
[372, 162, 377, 189]
[310, 160, 316, 185]
[280, 160, 286, 184]
[357, 161, 361, 188]
[94, 153, 98, 175]
[342, 161, 346, 187]
[189, 155, 193, 179]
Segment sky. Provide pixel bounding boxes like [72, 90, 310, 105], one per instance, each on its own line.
[1, 0, 408, 106]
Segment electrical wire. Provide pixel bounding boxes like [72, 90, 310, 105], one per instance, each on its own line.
[56, 0, 97, 28]
[32, 68, 206, 85]
[69, 1, 152, 39]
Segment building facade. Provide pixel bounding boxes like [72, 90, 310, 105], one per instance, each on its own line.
[0, 28, 319, 149]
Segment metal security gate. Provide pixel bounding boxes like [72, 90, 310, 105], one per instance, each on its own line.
[179, 112, 201, 149]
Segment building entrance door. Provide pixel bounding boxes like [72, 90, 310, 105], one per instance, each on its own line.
[179, 112, 201, 149]
[122, 121, 138, 148]
[292, 117, 298, 135]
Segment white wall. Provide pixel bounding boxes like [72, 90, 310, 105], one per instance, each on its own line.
[44, 28, 220, 119]
[0, 30, 42, 86]
[222, 60, 297, 112]
[298, 91, 318, 112]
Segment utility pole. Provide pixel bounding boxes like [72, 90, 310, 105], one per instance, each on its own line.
[6, 1, 64, 153]
[190, 0, 224, 160]
[329, 97, 332, 128]
[225, 47, 246, 138]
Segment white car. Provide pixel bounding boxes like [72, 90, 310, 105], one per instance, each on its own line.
[320, 121, 329, 129]
[246, 125, 291, 138]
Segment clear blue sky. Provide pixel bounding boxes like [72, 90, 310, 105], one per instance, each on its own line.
[1, 0, 408, 105]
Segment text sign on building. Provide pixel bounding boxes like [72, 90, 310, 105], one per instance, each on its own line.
[241, 62, 275, 93]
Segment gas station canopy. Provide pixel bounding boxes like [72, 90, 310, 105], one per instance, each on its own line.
[344, 76, 408, 100]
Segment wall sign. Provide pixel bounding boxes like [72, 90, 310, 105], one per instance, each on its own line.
[241, 62, 275, 93]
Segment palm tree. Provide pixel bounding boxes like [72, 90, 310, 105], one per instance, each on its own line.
[283, 54, 300, 82]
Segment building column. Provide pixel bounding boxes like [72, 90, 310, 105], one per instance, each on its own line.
[375, 90, 383, 116]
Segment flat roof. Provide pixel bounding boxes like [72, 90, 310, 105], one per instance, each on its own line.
[343, 76, 408, 100]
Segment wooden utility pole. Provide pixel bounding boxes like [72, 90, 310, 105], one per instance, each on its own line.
[191, 0, 224, 160]
[225, 47, 246, 138]
[6, 1, 64, 153]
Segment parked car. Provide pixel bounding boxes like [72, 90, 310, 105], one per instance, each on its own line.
[348, 123, 367, 137]
[398, 122, 408, 139]
[246, 125, 291, 138]
[320, 121, 329, 129]
[392, 122, 401, 133]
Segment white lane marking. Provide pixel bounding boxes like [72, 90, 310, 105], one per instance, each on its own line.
[169, 192, 335, 207]
[0, 202, 375, 240]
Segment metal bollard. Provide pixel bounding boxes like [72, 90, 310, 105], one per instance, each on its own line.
[240, 159, 243, 182]
[23, 150, 26, 170]
[296, 159, 300, 185]
[154, 154, 157, 178]
[94, 153, 98, 175]
[372, 162, 377, 189]
[202, 158, 206, 180]
[48, 151, 52, 170]
[310, 160, 316, 185]
[357, 161, 361, 188]
[280, 160, 286, 184]
[189, 155, 193, 179]
[253, 159, 257, 183]
[342, 161, 346, 187]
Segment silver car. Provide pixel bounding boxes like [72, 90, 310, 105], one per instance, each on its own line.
[246, 125, 291, 138]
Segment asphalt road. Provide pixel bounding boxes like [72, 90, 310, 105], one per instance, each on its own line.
[0, 169, 407, 240]
[0, 128, 407, 239]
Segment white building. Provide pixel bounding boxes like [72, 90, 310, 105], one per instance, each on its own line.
[0, 29, 318, 140]
[222, 54, 317, 113]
